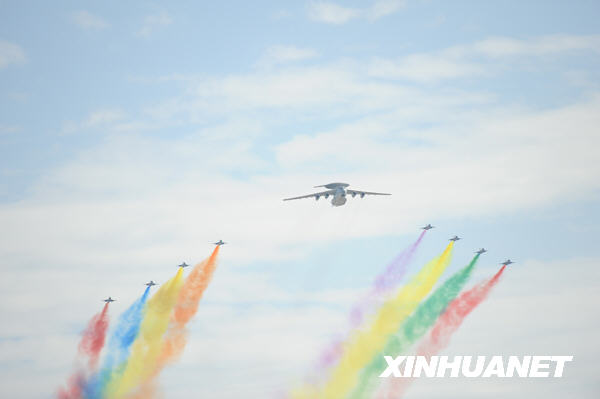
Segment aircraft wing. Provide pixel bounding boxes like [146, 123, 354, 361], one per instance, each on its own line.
[347, 189, 392, 197]
[283, 190, 335, 201]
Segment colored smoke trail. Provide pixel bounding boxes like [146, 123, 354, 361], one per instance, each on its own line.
[57, 303, 110, 399]
[299, 242, 454, 399]
[57, 373, 85, 399]
[421, 265, 506, 357]
[315, 232, 426, 375]
[352, 230, 426, 328]
[105, 268, 184, 399]
[133, 246, 221, 398]
[160, 246, 220, 364]
[84, 287, 151, 399]
[382, 265, 507, 399]
[350, 254, 481, 399]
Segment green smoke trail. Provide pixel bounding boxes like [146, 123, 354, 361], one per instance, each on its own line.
[350, 254, 481, 399]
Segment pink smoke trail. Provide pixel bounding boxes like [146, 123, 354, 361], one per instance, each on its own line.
[379, 266, 506, 399]
[57, 303, 110, 399]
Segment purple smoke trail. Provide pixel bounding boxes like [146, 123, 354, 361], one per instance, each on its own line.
[350, 230, 426, 327]
[315, 231, 427, 373]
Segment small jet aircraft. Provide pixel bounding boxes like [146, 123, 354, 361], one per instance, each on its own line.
[422, 224, 434, 230]
[283, 182, 391, 207]
[145, 281, 157, 287]
[103, 297, 116, 303]
[178, 262, 189, 268]
[501, 259, 515, 266]
[214, 240, 226, 246]
[475, 248, 487, 254]
[449, 235, 461, 242]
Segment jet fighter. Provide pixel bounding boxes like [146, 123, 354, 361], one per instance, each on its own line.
[475, 248, 487, 254]
[449, 235, 461, 242]
[500, 259, 515, 266]
[214, 240, 226, 246]
[422, 224, 434, 230]
[103, 297, 116, 303]
[283, 182, 391, 207]
[145, 281, 157, 287]
[178, 262, 189, 268]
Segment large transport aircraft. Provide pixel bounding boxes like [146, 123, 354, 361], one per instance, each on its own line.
[283, 182, 391, 207]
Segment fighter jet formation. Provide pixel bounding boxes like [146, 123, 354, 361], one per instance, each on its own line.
[283, 182, 391, 207]
[417, 229, 512, 265]
[99, 240, 228, 303]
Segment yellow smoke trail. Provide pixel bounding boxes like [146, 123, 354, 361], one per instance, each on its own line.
[105, 268, 184, 399]
[301, 242, 454, 399]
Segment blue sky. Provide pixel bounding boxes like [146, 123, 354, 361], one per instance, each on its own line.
[1, 1, 599, 398]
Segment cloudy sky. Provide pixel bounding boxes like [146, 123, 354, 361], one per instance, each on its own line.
[1, 1, 599, 398]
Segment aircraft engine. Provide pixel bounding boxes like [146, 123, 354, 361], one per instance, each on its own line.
[315, 195, 320, 201]
[360, 192, 365, 198]
[325, 194, 329, 199]
[351, 192, 356, 198]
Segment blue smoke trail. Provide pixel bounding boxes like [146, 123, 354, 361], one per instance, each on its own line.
[84, 286, 150, 399]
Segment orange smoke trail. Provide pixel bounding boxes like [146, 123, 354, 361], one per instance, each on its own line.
[133, 246, 221, 397]
[164, 245, 220, 361]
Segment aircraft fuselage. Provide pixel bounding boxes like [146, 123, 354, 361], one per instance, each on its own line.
[331, 187, 347, 207]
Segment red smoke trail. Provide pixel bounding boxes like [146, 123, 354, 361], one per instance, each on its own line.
[57, 303, 110, 399]
[79, 303, 110, 370]
[380, 266, 506, 399]
[57, 373, 85, 399]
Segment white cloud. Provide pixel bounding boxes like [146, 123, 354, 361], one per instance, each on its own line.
[85, 109, 126, 127]
[0, 125, 21, 135]
[0, 39, 26, 69]
[61, 109, 126, 134]
[184, 62, 488, 120]
[3, 94, 599, 272]
[308, 2, 361, 24]
[258, 45, 318, 66]
[470, 34, 600, 58]
[272, 9, 293, 20]
[308, 1, 404, 24]
[136, 11, 173, 38]
[369, 34, 600, 82]
[275, 96, 600, 216]
[368, 0, 405, 20]
[70, 10, 109, 30]
[368, 54, 484, 82]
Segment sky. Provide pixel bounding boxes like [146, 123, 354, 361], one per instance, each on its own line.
[0, 0, 599, 398]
